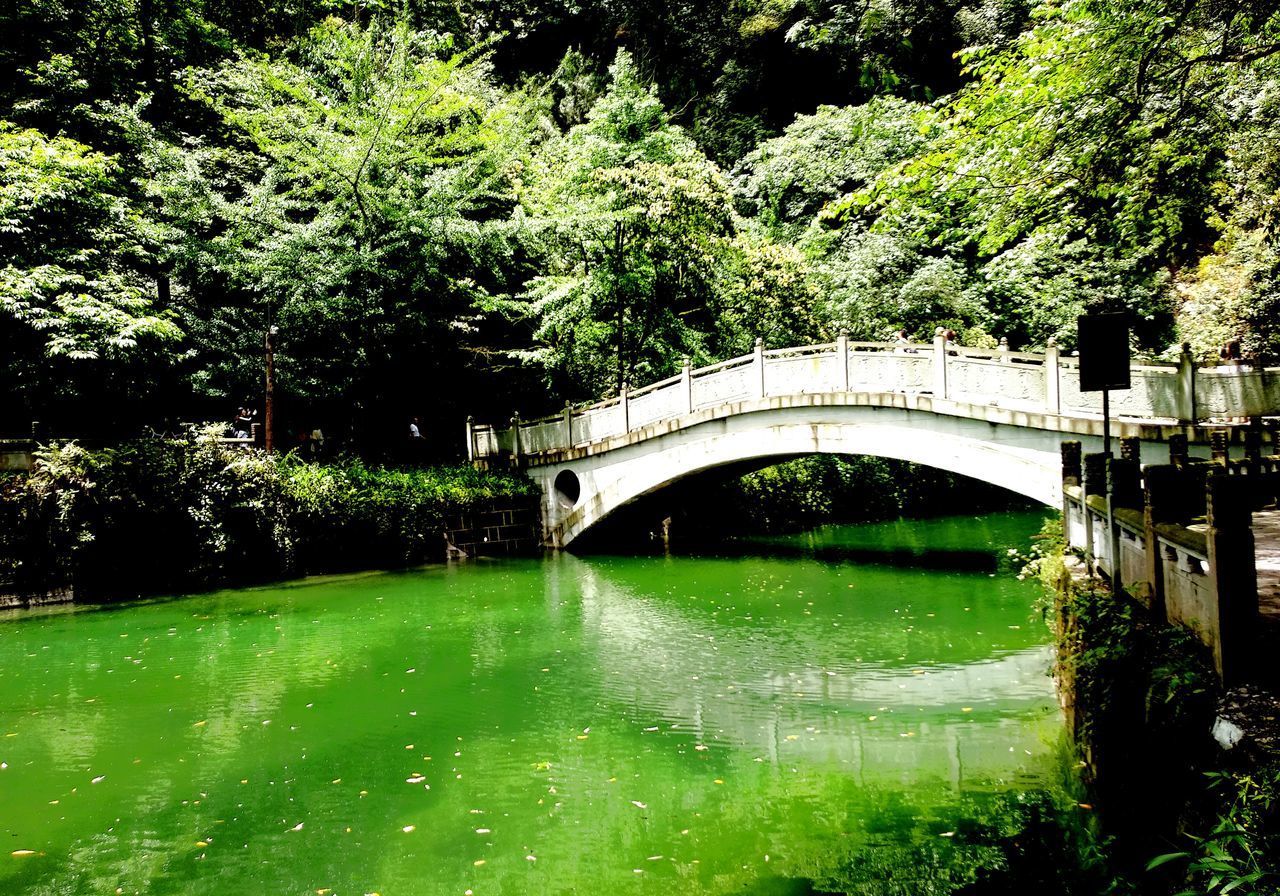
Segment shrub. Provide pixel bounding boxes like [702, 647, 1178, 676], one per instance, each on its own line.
[2, 429, 536, 598]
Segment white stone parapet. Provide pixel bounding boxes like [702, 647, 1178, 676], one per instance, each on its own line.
[470, 341, 1280, 460]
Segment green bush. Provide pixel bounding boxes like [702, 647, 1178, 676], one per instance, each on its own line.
[1, 429, 536, 598]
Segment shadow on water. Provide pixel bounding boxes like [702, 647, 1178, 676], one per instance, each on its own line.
[662, 539, 1002, 573]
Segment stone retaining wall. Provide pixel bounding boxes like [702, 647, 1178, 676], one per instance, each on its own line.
[443, 498, 542, 558]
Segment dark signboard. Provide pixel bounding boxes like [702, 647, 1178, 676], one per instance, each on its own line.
[1077, 314, 1130, 392]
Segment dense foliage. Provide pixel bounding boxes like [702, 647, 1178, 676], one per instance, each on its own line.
[0, 431, 536, 596]
[4, 0, 1278, 446]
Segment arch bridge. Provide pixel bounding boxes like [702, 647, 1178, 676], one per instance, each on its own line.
[468, 335, 1280, 547]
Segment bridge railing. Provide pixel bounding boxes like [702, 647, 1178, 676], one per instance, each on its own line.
[468, 332, 1280, 460]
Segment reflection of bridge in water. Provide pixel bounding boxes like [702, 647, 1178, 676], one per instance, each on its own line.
[555, 555, 1061, 791]
[468, 336, 1279, 547]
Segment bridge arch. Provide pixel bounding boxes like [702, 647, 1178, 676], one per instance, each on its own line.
[528, 400, 1100, 548]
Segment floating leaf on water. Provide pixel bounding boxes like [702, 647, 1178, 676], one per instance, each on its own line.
[193, 720, 206, 727]
[475, 828, 490, 834]
[91, 775, 105, 784]
[694, 744, 708, 751]
[402, 825, 416, 833]
[406, 776, 426, 784]
[713, 779, 724, 785]
[939, 831, 955, 838]
[195, 841, 208, 848]
[11, 850, 35, 857]
[473, 860, 485, 866]
[290, 823, 304, 832]
[525, 855, 536, 862]
[631, 801, 647, 809]
[405, 744, 414, 750]
[647, 855, 663, 861]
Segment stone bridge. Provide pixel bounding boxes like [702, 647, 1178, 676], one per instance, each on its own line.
[468, 334, 1280, 547]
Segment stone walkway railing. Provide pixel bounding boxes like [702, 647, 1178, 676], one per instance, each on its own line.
[470, 334, 1280, 460]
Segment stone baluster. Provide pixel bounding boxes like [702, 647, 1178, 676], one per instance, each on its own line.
[510, 413, 521, 464]
[1061, 440, 1083, 549]
[1142, 463, 1183, 617]
[1205, 471, 1258, 683]
[1245, 422, 1263, 476]
[1061, 440, 1082, 488]
[620, 383, 630, 433]
[1083, 451, 1110, 573]
[465, 415, 475, 463]
[563, 401, 573, 449]
[682, 356, 693, 415]
[933, 328, 948, 399]
[1110, 439, 1143, 510]
[1044, 338, 1061, 414]
[1211, 429, 1230, 464]
[755, 337, 766, 398]
[837, 330, 849, 391]
[998, 336, 1010, 362]
[1177, 342, 1198, 424]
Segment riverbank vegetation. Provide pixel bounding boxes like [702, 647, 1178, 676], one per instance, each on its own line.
[3, 0, 1279, 447]
[1040, 537, 1280, 896]
[0, 431, 536, 598]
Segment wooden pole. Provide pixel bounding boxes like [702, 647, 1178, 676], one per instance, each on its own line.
[264, 326, 277, 453]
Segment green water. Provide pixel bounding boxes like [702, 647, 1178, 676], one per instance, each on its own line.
[0, 511, 1079, 896]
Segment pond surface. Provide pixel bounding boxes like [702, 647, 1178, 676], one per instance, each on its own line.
[0, 511, 1083, 895]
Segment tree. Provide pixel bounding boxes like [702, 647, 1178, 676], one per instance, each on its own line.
[169, 17, 545, 442]
[516, 51, 735, 396]
[0, 122, 181, 427]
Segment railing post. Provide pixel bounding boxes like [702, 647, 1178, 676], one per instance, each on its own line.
[1177, 342, 1197, 424]
[998, 337, 1010, 362]
[682, 356, 693, 414]
[1211, 429, 1230, 464]
[932, 328, 948, 399]
[563, 401, 573, 449]
[1044, 337, 1061, 414]
[837, 330, 849, 391]
[620, 382, 630, 432]
[510, 414, 521, 464]
[465, 415, 475, 462]
[1143, 464, 1179, 618]
[1061, 440, 1082, 547]
[755, 337, 766, 398]
[1205, 472, 1258, 683]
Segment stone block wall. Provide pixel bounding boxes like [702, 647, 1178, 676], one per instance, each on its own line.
[443, 498, 542, 558]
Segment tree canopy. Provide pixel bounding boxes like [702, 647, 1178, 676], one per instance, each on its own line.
[2, 0, 1278, 448]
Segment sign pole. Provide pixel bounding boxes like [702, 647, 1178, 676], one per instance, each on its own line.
[1102, 388, 1110, 459]
[1077, 313, 1129, 591]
